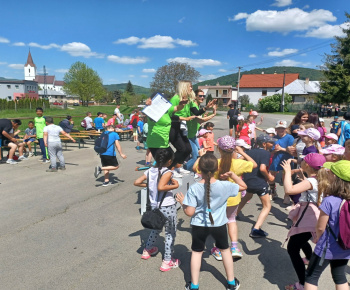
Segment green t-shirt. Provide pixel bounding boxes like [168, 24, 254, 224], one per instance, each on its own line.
[187, 102, 201, 138]
[35, 116, 46, 139]
[170, 94, 191, 118]
[146, 106, 175, 148]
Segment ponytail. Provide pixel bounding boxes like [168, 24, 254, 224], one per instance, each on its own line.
[205, 172, 214, 225]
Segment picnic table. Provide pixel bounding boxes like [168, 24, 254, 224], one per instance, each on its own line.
[115, 129, 133, 141]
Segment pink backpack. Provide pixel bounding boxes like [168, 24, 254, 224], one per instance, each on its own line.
[329, 200, 350, 250]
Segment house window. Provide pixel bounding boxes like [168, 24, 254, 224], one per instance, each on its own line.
[223, 90, 227, 95]
[216, 90, 218, 97]
[8, 96, 12, 100]
[262, 90, 267, 96]
[7, 85, 11, 89]
[223, 98, 228, 104]
[15, 85, 19, 90]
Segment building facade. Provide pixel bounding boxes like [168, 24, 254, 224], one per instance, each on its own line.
[198, 83, 237, 106]
[0, 80, 38, 100]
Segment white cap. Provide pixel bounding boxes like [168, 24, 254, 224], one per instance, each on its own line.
[237, 115, 245, 121]
[235, 139, 251, 149]
[319, 118, 325, 122]
[275, 120, 287, 129]
[265, 128, 276, 135]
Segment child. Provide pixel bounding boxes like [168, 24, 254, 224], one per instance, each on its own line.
[237, 134, 276, 238]
[236, 116, 251, 145]
[176, 154, 247, 290]
[107, 114, 117, 126]
[320, 144, 344, 163]
[330, 115, 340, 134]
[35, 107, 49, 162]
[197, 129, 209, 149]
[23, 121, 36, 157]
[136, 115, 144, 150]
[193, 136, 256, 259]
[94, 112, 105, 132]
[319, 118, 326, 135]
[265, 127, 276, 138]
[203, 122, 217, 154]
[304, 160, 350, 290]
[247, 113, 264, 147]
[43, 117, 76, 172]
[324, 133, 338, 146]
[281, 154, 326, 290]
[94, 125, 127, 186]
[134, 149, 180, 272]
[297, 128, 321, 155]
[130, 111, 140, 142]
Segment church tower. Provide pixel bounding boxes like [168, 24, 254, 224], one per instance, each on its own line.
[24, 50, 36, 81]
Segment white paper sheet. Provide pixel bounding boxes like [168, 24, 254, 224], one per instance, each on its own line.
[142, 93, 172, 122]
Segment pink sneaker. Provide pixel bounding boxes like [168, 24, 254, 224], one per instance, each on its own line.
[159, 258, 181, 272]
[285, 282, 304, 290]
[302, 257, 309, 265]
[141, 246, 158, 260]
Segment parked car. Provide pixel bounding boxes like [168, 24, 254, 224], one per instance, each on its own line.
[73, 103, 80, 106]
[53, 101, 63, 105]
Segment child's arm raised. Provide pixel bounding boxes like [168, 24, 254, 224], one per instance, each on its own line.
[236, 146, 257, 169]
[175, 192, 196, 217]
[158, 171, 179, 191]
[281, 159, 312, 195]
[220, 171, 247, 192]
[134, 174, 147, 187]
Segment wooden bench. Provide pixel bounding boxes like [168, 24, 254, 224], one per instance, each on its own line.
[115, 129, 133, 141]
[0, 140, 39, 159]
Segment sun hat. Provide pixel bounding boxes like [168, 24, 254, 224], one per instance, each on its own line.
[256, 134, 277, 145]
[198, 129, 210, 136]
[275, 120, 287, 128]
[217, 135, 236, 151]
[325, 133, 338, 141]
[237, 115, 245, 121]
[298, 128, 321, 140]
[250, 111, 259, 116]
[265, 128, 276, 135]
[320, 144, 345, 155]
[303, 153, 326, 170]
[319, 118, 325, 122]
[235, 139, 251, 149]
[323, 160, 350, 182]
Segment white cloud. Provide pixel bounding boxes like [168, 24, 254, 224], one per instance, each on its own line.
[142, 68, 156, 73]
[114, 35, 197, 49]
[61, 42, 104, 58]
[274, 59, 311, 67]
[55, 69, 68, 73]
[167, 57, 222, 68]
[268, 48, 298, 57]
[140, 75, 148, 78]
[29, 42, 60, 50]
[303, 23, 350, 39]
[229, 13, 249, 21]
[8, 64, 24, 69]
[272, 0, 292, 7]
[0, 37, 10, 43]
[219, 69, 228, 72]
[233, 8, 336, 34]
[128, 75, 135, 78]
[0, 62, 7, 65]
[107, 55, 149, 64]
[192, 51, 198, 55]
[198, 74, 217, 82]
[13, 42, 26, 46]
[303, 5, 310, 9]
[249, 54, 257, 58]
[178, 17, 185, 23]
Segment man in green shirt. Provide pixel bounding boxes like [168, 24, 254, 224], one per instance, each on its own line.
[35, 107, 49, 162]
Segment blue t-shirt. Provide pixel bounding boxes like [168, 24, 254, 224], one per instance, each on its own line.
[270, 133, 294, 171]
[137, 120, 144, 133]
[183, 181, 239, 227]
[94, 117, 104, 130]
[101, 131, 120, 156]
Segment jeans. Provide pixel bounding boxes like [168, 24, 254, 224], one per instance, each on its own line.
[38, 138, 48, 159]
[47, 142, 65, 169]
[184, 137, 199, 171]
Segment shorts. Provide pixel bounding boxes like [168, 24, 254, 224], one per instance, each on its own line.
[24, 138, 36, 143]
[247, 186, 269, 197]
[226, 205, 239, 223]
[205, 151, 214, 154]
[191, 224, 229, 252]
[229, 119, 238, 129]
[100, 155, 119, 167]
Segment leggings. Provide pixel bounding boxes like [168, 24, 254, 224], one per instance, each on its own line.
[145, 204, 177, 261]
[169, 122, 192, 167]
[305, 253, 349, 286]
[287, 232, 313, 285]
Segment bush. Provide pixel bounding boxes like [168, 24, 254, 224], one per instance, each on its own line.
[258, 93, 292, 113]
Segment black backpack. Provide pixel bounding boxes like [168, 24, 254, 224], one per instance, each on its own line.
[131, 118, 138, 128]
[94, 132, 114, 154]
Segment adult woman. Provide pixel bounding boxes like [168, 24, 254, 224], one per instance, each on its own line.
[288, 110, 309, 139]
[308, 113, 325, 147]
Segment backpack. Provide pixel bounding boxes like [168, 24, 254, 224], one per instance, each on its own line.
[94, 132, 114, 154]
[131, 117, 138, 128]
[339, 121, 350, 146]
[81, 118, 87, 128]
[328, 200, 350, 250]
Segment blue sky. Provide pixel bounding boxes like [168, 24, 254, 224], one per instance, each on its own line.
[0, 0, 348, 88]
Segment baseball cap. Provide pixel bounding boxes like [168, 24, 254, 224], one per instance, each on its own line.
[256, 134, 277, 145]
[217, 135, 236, 151]
[303, 153, 326, 170]
[275, 120, 287, 128]
[198, 129, 210, 136]
[235, 139, 251, 149]
[334, 115, 339, 119]
[298, 128, 321, 140]
[250, 111, 259, 116]
[319, 118, 325, 122]
[237, 115, 245, 121]
[320, 144, 345, 155]
[325, 133, 338, 141]
[265, 128, 276, 135]
[323, 160, 350, 182]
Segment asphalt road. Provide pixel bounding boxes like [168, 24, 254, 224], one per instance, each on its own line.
[0, 112, 347, 290]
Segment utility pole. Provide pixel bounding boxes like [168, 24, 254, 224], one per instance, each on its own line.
[236, 66, 242, 109]
[43, 65, 47, 100]
[281, 70, 286, 112]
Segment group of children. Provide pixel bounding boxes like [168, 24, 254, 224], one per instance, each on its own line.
[133, 113, 350, 290]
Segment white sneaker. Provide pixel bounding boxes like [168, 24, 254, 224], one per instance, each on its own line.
[18, 155, 28, 161]
[29, 152, 34, 157]
[176, 167, 191, 175]
[173, 171, 182, 178]
[6, 159, 18, 164]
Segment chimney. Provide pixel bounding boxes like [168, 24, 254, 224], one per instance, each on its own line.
[305, 78, 309, 85]
[216, 82, 220, 86]
[261, 72, 264, 74]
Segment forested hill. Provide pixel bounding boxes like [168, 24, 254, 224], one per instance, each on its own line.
[195, 66, 324, 88]
[103, 83, 150, 95]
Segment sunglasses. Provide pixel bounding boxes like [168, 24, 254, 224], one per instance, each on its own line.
[198, 95, 205, 98]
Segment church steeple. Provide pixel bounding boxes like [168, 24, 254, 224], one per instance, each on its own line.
[24, 50, 36, 81]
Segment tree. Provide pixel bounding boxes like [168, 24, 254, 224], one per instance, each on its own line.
[206, 94, 213, 105]
[259, 93, 292, 112]
[318, 13, 350, 104]
[238, 94, 250, 108]
[150, 62, 200, 96]
[63, 61, 105, 106]
[125, 81, 135, 95]
[113, 90, 122, 104]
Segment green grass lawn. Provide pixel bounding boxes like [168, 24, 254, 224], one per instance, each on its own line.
[2, 105, 136, 132]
